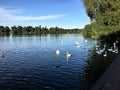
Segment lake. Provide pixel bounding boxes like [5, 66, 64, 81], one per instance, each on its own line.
[0, 34, 119, 90]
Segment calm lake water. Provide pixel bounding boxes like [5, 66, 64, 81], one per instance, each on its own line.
[0, 34, 119, 90]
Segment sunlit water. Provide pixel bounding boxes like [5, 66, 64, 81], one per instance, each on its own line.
[0, 34, 118, 90]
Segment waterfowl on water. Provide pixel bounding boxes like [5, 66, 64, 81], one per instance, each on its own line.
[113, 47, 118, 54]
[85, 40, 88, 43]
[0, 52, 5, 58]
[56, 50, 60, 55]
[103, 51, 107, 57]
[76, 44, 81, 48]
[116, 40, 118, 43]
[96, 50, 102, 55]
[66, 52, 72, 58]
[95, 45, 99, 48]
[75, 42, 79, 45]
[55, 65, 60, 68]
[108, 47, 113, 52]
[60, 41, 64, 45]
[0, 54, 5, 58]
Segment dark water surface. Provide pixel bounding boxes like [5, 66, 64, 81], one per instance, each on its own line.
[0, 34, 119, 90]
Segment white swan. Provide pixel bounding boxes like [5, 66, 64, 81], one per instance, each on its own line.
[56, 50, 60, 55]
[66, 52, 72, 58]
[114, 47, 118, 53]
[60, 41, 64, 45]
[116, 40, 118, 43]
[96, 50, 102, 55]
[104, 44, 106, 48]
[96, 47, 99, 51]
[85, 39, 88, 43]
[108, 47, 113, 52]
[95, 45, 99, 48]
[115, 49, 118, 53]
[113, 42, 116, 47]
[75, 42, 79, 45]
[76, 44, 81, 48]
[103, 51, 107, 57]
[100, 49, 104, 53]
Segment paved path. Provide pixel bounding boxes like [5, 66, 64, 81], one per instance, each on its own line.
[91, 55, 120, 90]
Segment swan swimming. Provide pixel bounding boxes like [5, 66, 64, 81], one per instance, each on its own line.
[96, 45, 99, 48]
[66, 52, 72, 58]
[108, 47, 113, 52]
[96, 50, 102, 55]
[56, 50, 60, 55]
[113, 47, 118, 53]
[85, 40, 88, 43]
[103, 51, 107, 57]
[76, 44, 81, 48]
[75, 42, 79, 45]
[116, 40, 118, 43]
[60, 41, 64, 45]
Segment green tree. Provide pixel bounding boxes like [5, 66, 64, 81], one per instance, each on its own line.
[5, 26, 10, 35]
[0, 26, 5, 35]
[11, 26, 18, 34]
[83, 0, 120, 39]
[17, 26, 23, 35]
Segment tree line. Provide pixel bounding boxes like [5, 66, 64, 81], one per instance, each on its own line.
[82, 0, 120, 39]
[0, 25, 82, 35]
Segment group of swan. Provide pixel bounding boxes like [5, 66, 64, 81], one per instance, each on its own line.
[56, 50, 72, 59]
[96, 44, 107, 57]
[55, 40, 88, 60]
[95, 40, 119, 57]
[75, 40, 87, 48]
[56, 40, 70, 59]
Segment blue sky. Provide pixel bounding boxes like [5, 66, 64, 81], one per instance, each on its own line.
[0, 0, 90, 29]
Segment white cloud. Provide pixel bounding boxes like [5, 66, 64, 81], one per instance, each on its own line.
[0, 7, 65, 22]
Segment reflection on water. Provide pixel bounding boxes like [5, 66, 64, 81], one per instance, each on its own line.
[0, 34, 119, 90]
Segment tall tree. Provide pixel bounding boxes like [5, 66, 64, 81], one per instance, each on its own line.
[83, 0, 120, 38]
[5, 26, 10, 35]
[0, 26, 5, 35]
[11, 26, 18, 34]
[18, 26, 23, 35]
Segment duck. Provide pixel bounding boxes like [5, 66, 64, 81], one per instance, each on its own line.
[0, 52, 5, 58]
[55, 65, 60, 68]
